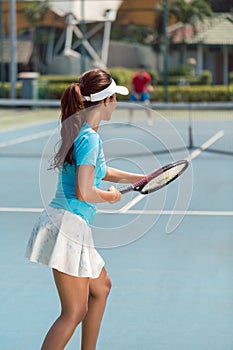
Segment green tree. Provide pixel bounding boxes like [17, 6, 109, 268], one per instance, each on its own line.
[169, 0, 213, 63]
[170, 0, 213, 33]
[22, 0, 48, 24]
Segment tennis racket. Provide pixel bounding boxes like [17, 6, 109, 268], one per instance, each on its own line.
[118, 160, 189, 195]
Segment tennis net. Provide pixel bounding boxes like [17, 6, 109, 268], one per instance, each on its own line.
[0, 101, 232, 158]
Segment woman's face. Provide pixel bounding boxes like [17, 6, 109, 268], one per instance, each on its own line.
[102, 94, 117, 121]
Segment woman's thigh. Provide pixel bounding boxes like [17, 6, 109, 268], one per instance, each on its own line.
[53, 269, 90, 314]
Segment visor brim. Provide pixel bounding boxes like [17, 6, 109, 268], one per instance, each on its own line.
[115, 85, 129, 96]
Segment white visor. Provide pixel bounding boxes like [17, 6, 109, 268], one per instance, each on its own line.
[83, 79, 129, 102]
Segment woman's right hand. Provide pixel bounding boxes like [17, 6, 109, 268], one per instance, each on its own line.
[107, 185, 121, 204]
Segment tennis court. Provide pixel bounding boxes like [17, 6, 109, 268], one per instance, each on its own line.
[0, 104, 233, 350]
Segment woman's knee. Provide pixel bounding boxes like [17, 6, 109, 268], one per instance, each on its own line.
[61, 303, 88, 327]
[90, 272, 112, 299]
[104, 274, 112, 296]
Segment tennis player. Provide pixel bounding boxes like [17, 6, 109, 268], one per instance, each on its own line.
[129, 64, 154, 125]
[25, 68, 145, 350]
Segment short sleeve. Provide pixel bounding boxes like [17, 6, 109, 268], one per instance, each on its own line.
[144, 73, 151, 84]
[74, 133, 99, 167]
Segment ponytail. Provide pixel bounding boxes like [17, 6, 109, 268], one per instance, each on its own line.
[50, 83, 85, 169]
[60, 83, 84, 123]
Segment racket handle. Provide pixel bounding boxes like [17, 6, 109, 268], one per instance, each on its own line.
[118, 184, 133, 194]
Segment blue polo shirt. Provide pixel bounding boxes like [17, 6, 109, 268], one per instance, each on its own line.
[49, 122, 106, 225]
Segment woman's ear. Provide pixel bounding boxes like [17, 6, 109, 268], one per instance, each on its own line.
[104, 96, 111, 106]
[99, 99, 106, 107]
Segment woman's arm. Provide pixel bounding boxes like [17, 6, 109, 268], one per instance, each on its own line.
[103, 166, 145, 184]
[75, 165, 121, 204]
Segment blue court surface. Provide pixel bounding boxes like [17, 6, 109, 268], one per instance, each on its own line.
[0, 107, 233, 350]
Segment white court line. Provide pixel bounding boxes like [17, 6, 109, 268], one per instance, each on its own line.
[0, 129, 54, 148]
[99, 209, 233, 216]
[119, 130, 225, 213]
[118, 193, 145, 213]
[0, 118, 57, 134]
[1, 207, 233, 216]
[0, 207, 43, 212]
[185, 130, 224, 161]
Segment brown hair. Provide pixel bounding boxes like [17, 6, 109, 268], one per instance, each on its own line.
[50, 69, 112, 169]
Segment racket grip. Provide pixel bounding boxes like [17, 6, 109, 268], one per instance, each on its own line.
[118, 184, 133, 194]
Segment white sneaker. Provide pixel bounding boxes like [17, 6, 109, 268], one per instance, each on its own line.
[147, 118, 153, 126]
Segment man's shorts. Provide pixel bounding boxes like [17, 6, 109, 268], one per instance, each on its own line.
[130, 92, 150, 102]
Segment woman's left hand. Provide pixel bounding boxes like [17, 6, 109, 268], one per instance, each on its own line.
[107, 186, 122, 204]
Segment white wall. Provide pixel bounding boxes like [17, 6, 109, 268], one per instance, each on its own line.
[45, 54, 93, 75]
[108, 41, 157, 69]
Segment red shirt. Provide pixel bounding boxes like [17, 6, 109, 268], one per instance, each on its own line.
[132, 72, 151, 93]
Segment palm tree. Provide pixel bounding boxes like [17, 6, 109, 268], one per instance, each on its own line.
[169, 0, 213, 64]
[22, 0, 48, 24]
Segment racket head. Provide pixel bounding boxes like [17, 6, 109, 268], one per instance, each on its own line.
[134, 160, 189, 194]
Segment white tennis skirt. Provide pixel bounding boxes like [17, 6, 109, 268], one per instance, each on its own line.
[25, 206, 105, 278]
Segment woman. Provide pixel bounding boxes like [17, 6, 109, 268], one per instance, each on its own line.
[25, 68, 145, 350]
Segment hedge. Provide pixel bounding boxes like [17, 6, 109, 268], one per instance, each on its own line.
[42, 84, 233, 102]
[0, 82, 21, 98]
[35, 68, 232, 102]
[109, 67, 213, 86]
[229, 71, 233, 84]
[39, 75, 78, 84]
[151, 85, 233, 102]
[1, 78, 233, 102]
[40, 67, 212, 86]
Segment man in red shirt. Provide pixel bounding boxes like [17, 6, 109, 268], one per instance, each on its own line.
[129, 64, 154, 125]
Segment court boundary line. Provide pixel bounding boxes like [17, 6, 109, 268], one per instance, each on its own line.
[0, 118, 57, 134]
[120, 130, 224, 213]
[0, 129, 54, 148]
[0, 207, 233, 216]
[99, 209, 233, 216]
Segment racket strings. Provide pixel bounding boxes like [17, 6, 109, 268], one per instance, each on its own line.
[119, 160, 189, 195]
[142, 164, 186, 193]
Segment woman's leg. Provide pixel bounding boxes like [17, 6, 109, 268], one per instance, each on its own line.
[41, 269, 89, 350]
[81, 268, 112, 350]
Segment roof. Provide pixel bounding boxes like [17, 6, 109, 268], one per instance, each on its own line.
[169, 13, 233, 46]
[187, 13, 233, 45]
[3, 40, 33, 64]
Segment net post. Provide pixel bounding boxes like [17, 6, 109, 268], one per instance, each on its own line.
[188, 125, 194, 150]
[188, 106, 194, 150]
